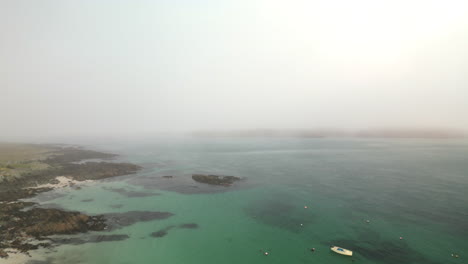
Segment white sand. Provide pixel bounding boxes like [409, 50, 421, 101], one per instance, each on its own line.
[1, 248, 48, 264]
[28, 176, 94, 190]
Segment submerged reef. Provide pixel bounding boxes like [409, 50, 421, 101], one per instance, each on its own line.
[150, 223, 199, 238]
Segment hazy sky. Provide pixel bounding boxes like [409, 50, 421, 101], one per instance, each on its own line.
[2, 0, 468, 138]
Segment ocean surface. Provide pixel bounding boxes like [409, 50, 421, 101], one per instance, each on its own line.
[28, 138, 468, 264]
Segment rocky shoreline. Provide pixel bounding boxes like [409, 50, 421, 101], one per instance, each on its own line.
[0, 145, 142, 259]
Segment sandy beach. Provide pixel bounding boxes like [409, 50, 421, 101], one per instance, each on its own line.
[29, 176, 94, 190]
[2, 247, 49, 264]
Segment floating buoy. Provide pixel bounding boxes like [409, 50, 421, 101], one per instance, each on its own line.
[264, 252, 269, 256]
[366, 219, 370, 223]
[311, 248, 316, 252]
[399, 237, 403, 240]
[304, 206, 308, 209]
[300, 223, 303, 227]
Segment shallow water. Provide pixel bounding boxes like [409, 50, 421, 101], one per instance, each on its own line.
[27, 138, 468, 264]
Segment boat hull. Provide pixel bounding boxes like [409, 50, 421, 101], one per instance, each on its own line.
[330, 246, 353, 256]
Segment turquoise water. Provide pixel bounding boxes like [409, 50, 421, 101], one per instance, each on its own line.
[31, 138, 468, 264]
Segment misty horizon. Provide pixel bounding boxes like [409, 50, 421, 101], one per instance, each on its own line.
[2, 0, 468, 140]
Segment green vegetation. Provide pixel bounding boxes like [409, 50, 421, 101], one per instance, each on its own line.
[0, 143, 57, 184]
[0, 143, 56, 163]
[0, 144, 138, 188]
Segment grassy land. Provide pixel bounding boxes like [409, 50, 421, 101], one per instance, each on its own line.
[0, 143, 137, 187]
[0, 143, 57, 163]
[0, 143, 58, 183]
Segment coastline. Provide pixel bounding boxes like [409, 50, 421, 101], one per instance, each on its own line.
[0, 144, 142, 260]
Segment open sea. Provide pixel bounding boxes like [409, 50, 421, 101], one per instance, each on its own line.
[27, 137, 468, 264]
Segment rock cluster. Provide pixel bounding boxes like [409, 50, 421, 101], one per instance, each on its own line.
[191, 174, 241, 186]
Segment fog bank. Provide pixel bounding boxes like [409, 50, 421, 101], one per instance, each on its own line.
[2, 0, 468, 140]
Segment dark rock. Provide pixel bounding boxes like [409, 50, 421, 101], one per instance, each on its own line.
[17, 208, 105, 237]
[128, 174, 248, 194]
[0, 201, 104, 254]
[192, 174, 241, 186]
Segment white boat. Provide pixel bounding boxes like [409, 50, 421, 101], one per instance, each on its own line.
[330, 246, 353, 256]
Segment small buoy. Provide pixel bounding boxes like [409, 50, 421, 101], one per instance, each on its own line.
[264, 252, 269, 256]
[455, 254, 459, 258]
[366, 219, 370, 223]
[304, 206, 308, 209]
[399, 237, 403, 240]
[311, 248, 315, 252]
[300, 223, 303, 226]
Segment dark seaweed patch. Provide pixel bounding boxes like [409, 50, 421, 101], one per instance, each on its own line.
[150, 225, 175, 238]
[179, 223, 199, 229]
[103, 187, 160, 198]
[345, 183, 468, 238]
[51, 234, 129, 245]
[26, 261, 51, 264]
[150, 223, 199, 238]
[151, 230, 168, 238]
[355, 226, 382, 243]
[245, 196, 314, 233]
[102, 211, 174, 231]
